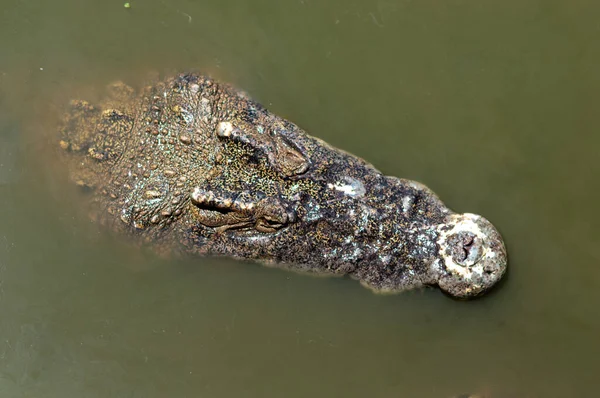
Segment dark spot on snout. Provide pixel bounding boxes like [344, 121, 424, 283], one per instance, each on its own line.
[461, 234, 475, 262]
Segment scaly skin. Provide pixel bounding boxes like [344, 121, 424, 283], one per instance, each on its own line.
[58, 73, 507, 298]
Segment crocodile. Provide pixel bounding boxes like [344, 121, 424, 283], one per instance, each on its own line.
[58, 73, 507, 299]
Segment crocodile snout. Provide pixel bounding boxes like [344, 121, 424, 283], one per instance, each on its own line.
[435, 213, 507, 299]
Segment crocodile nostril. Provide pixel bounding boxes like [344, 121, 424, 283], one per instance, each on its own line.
[463, 234, 474, 247]
[457, 247, 468, 263]
[462, 236, 475, 258]
[483, 264, 496, 274]
[446, 231, 483, 267]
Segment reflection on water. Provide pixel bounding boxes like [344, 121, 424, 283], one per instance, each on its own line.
[1, 0, 600, 397]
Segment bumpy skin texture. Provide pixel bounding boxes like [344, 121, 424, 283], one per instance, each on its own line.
[59, 73, 507, 299]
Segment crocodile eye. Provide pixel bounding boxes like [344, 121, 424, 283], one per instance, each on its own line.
[191, 187, 296, 234]
[255, 210, 286, 233]
[254, 199, 293, 233]
[255, 217, 284, 233]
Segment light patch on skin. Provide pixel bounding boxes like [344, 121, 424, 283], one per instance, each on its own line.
[245, 235, 271, 244]
[414, 231, 436, 256]
[304, 200, 322, 222]
[436, 213, 491, 280]
[217, 121, 234, 137]
[379, 254, 391, 266]
[401, 196, 413, 214]
[327, 176, 366, 198]
[120, 208, 130, 225]
[406, 180, 429, 191]
[353, 203, 372, 234]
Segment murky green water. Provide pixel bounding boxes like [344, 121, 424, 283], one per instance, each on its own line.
[1, 1, 599, 397]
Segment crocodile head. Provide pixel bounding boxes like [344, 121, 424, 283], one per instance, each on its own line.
[185, 95, 507, 299]
[58, 74, 506, 298]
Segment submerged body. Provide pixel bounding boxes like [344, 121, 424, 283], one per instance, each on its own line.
[59, 73, 507, 298]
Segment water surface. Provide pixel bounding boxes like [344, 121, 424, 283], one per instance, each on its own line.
[1, 1, 599, 397]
